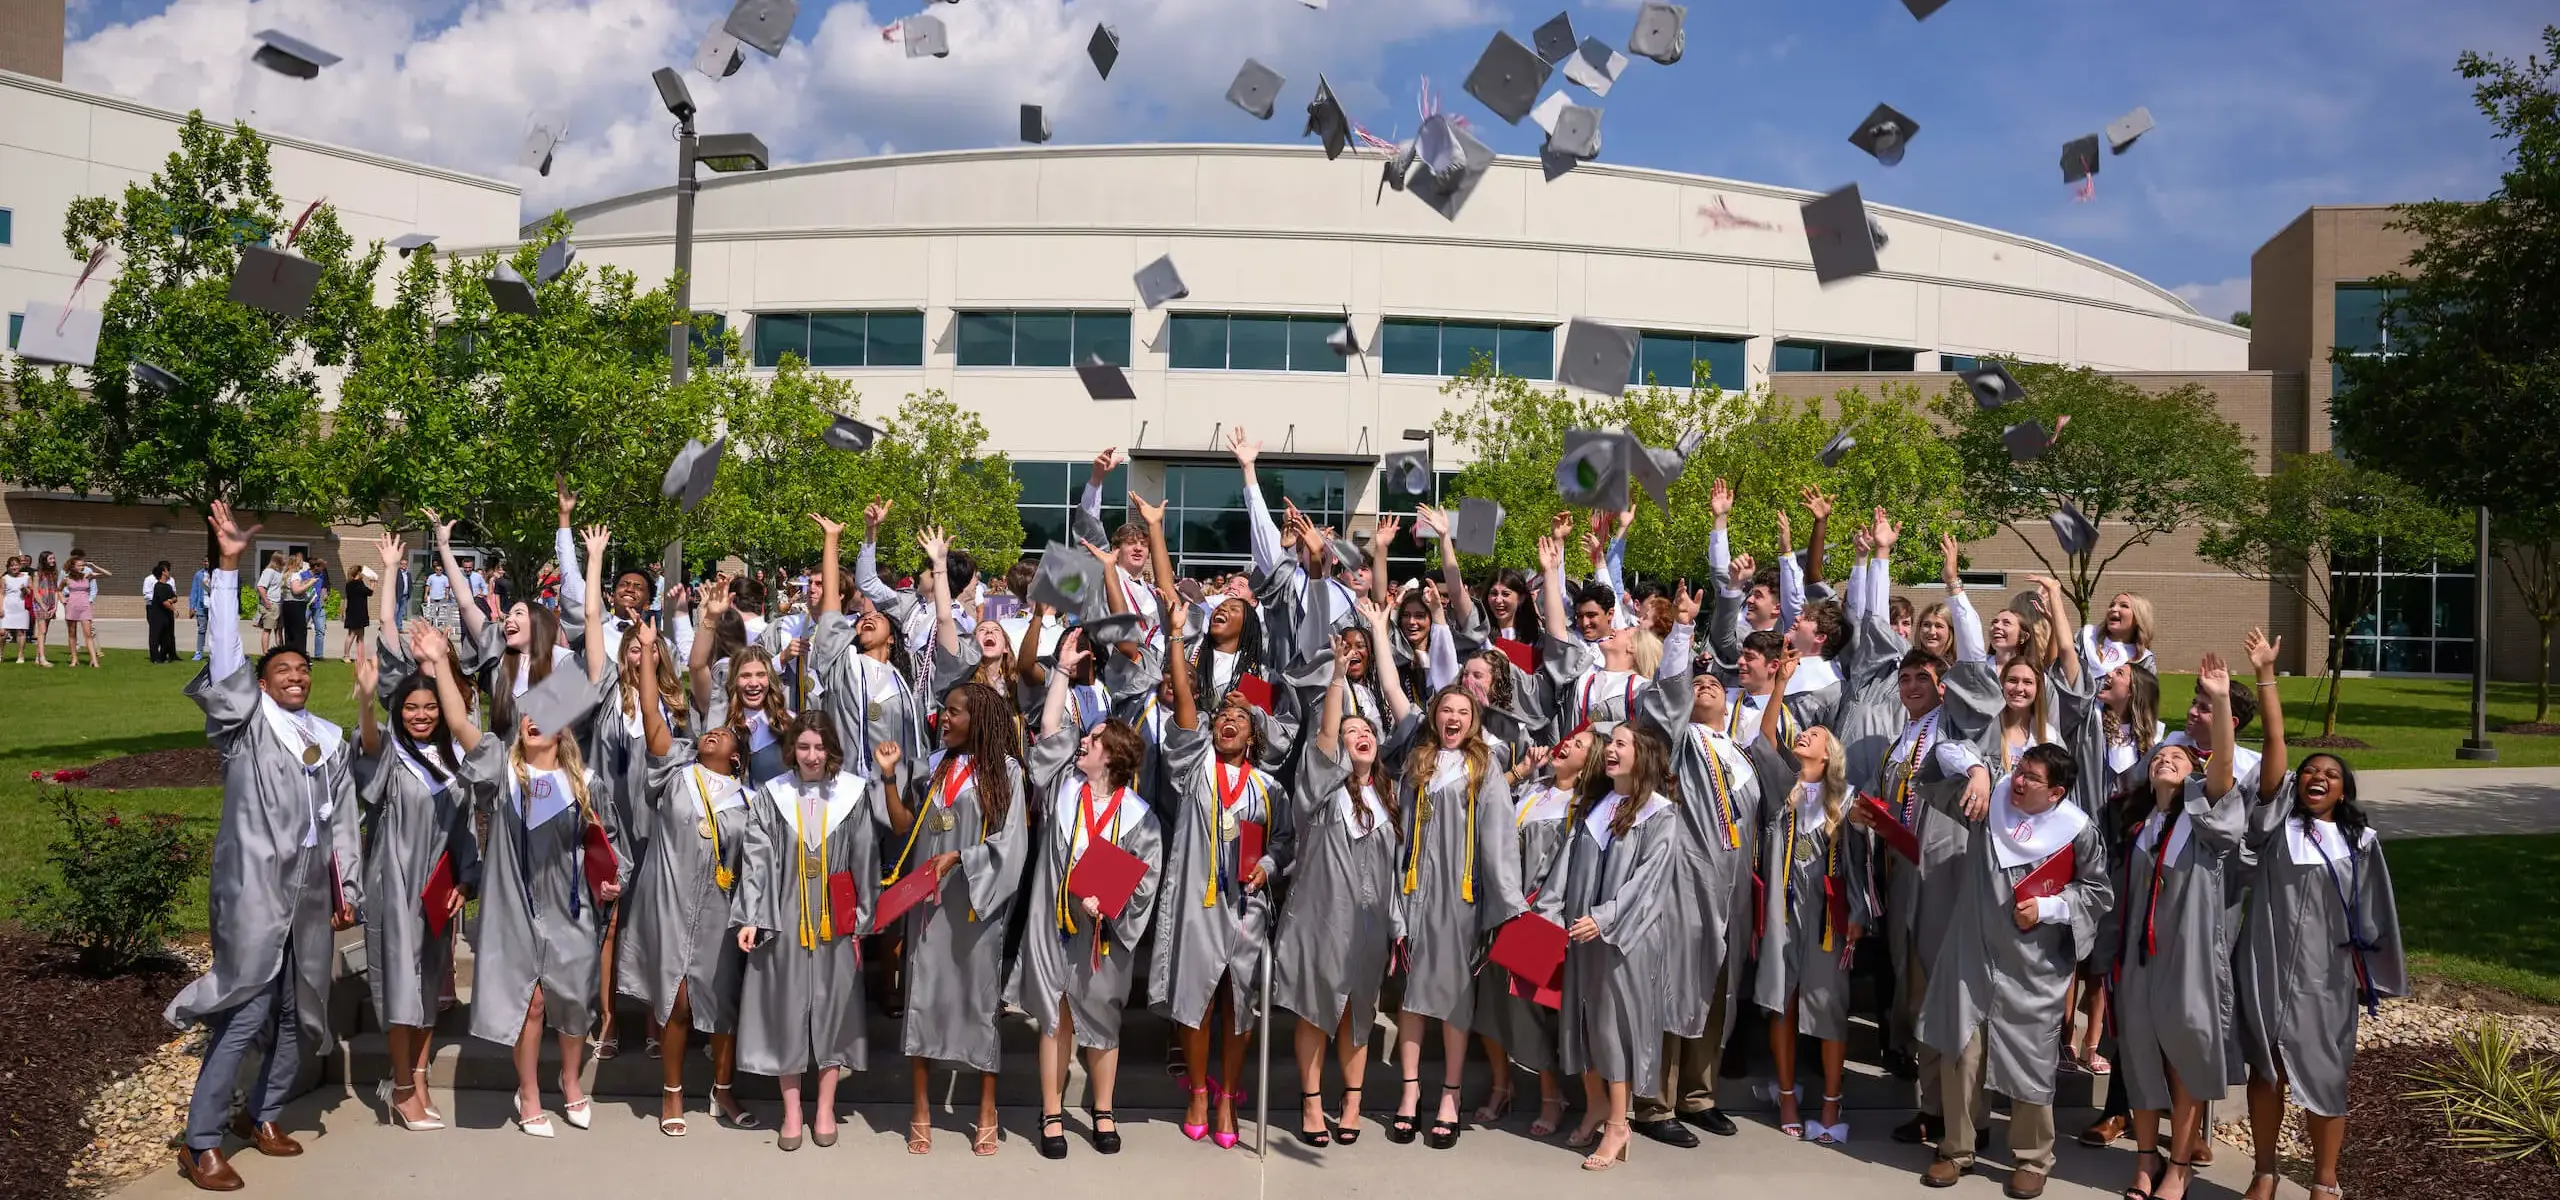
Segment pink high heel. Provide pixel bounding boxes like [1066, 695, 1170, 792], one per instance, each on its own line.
[1180, 1075, 1211, 1142]
[1213, 1081, 1244, 1149]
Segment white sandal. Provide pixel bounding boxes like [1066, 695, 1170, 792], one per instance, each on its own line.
[562, 1097, 593, 1130]
[661, 1085, 688, 1137]
[514, 1103, 556, 1139]
[413, 1069, 444, 1123]
[713, 1083, 762, 1129]
[375, 1078, 446, 1131]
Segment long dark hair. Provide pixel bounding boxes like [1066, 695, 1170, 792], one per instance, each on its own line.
[1337, 713, 1400, 837]
[941, 681, 1020, 829]
[722, 646, 792, 739]
[2291, 753, 2369, 847]
[1573, 721, 1681, 841]
[785, 709, 845, 779]
[1189, 599, 1265, 700]
[386, 673, 462, 784]
[490, 602, 562, 736]
[1481, 568, 1544, 643]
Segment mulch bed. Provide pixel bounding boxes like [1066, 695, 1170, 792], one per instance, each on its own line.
[2294, 734, 2375, 749]
[2497, 722, 2560, 737]
[2344, 1040, 2560, 1199]
[0, 933, 189, 1200]
[57, 748, 222, 791]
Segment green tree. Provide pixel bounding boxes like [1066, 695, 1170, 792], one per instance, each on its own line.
[1430, 365, 1976, 584]
[694, 356, 871, 568]
[2200, 453, 2471, 737]
[0, 115, 380, 562]
[2230, 311, 2253, 329]
[855, 391, 1024, 580]
[2493, 506, 2560, 724]
[1931, 361, 2258, 617]
[2332, 26, 2560, 521]
[320, 215, 723, 570]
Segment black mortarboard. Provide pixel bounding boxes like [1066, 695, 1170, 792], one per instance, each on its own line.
[1088, 24, 1119, 79]
[1849, 103, 1919, 167]
[485, 262, 537, 317]
[535, 239, 576, 285]
[823, 414, 877, 452]
[1902, 0, 1951, 17]
[251, 30, 339, 79]
[1960, 363, 2026, 410]
[132, 360, 182, 393]
[2003, 419, 2060, 462]
[2061, 134, 2102, 184]
[1532, 12, 1577, 63]
[1021, 104, 1051, 144]
[1078, 354, 1137, 401]
[1464, 31, 1550, 125]
[1801, 184, 1880, 284]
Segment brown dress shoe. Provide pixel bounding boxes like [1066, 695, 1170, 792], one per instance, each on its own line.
[230, 1117, 304, 1157]
[2005, 1167, 2049, 1199]
[178, 1147, 245, 1192]
[1923, 1156, 1968, 1188]
[2077, 1115, 2127, 1147]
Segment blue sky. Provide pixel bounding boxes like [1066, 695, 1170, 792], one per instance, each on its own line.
[61, 0, 2555, 318]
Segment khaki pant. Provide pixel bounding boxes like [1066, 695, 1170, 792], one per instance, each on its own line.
[1938, 1024, 2055, 1174]
[1636, 969, 1730, 1121]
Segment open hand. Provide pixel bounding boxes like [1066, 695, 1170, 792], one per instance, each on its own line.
[1226, 426, 1259, 468]
[862, 500, 891, 534]
[2244, 627, 2281, 678]
[1709, 478, 1733, 521]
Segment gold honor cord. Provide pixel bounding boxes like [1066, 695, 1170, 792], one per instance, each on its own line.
[1403, 756, 1485, 902]
[1704, 740, 1742, 850]
[796, 790, 834, 951]
[694, 767, 734, 892]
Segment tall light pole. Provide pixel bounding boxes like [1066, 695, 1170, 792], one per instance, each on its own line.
[2458, 504, 2499, 761]
[652, 67, 769, 390]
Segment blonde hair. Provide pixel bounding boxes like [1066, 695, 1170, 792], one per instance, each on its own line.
[1630, 627, 1663, 679]
[619, 637, 689, 729]
[2112, 592, 2157, 652]
[1789, 726, 1850, 839]
[1399, 687, 1494, 800]
[1998, 654, 2051, 745]
[509, 725, 595, 820]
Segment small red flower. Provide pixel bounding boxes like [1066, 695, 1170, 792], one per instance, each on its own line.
[26, 770, 40, 782]
[104, 815, 121, 827]
[52, 770, 72, 783]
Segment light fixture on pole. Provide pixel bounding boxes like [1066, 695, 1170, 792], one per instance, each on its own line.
[655, 67, 769, 391]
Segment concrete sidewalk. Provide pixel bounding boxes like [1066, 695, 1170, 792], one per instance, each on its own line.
[113, 1087, 2295, 1200]
[2357, 768, 2560, 838]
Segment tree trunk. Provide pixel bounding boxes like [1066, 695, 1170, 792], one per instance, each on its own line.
[2323, 636, 2344, 739]
[2539, 625, 2552, 724]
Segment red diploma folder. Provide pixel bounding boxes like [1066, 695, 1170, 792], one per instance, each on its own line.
[1238, 819, 1267, 876]
[579, 820, 617, 897]
[1857, 792, 1921, 864]
[1231, 673, 1274, 714]
[875, 867, 945, 928]
[1067, 838, 1149, 920]
[1488, 913, 1569, 999]
[422, 852, 458, 937]
[1492, 638, 1535, 674]
[827, 870, 861, 938]
[2014, 845, 2077, 902]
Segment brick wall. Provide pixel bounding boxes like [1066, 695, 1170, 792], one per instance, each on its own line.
[0, 0, 65, 81]
[0, 492, 385, 620]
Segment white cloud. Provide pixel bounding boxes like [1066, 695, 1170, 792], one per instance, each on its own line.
[2171, 276, 2251, 322]
[63, 0, 1489, 227]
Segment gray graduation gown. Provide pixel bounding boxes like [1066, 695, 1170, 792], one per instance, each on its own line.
[1876, 677, 1999, 1002]
[1916, 807, 2113, 1105]
[615, 749, 751, 1033]
[1751, 746, 1874, 1041]
[466, 736, 631, 1044]
[811, 614, 930, 784]
[355, 739, 480, 1029]
[1833, 609, 1914, 796]
[1149, 724, 1281, 1035]
[879, 752, 1029, 1072]
[1537, 793, 1682, 1085]
[2234, 785, 2405, 1117]
[1005, 731, 1165, 1048]
[1273, 746, 1403, 1046]
[735, 771, 881, 1076]
[2113, 779, 2250, 1110]
[168, 661, 366, 1055]
[1392, 731, 1528, 1030]
[1475, 787, 1571, 1072]
[1662, 727, 1762, 1045]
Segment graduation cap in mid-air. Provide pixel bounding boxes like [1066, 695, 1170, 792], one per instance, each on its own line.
[1629, 429, 1704, 512]
[518, 666, 601, 739]
[1326, 533, 1367, 574]
[1628, 2, 1684, 65]
[1077, 354, 1137, 401]
[1902, 0, 1952, 17]
[1556, 318, 1638, 398]
[2106, 106, 2155, 154]
[485, 262, 538, 317]
[694, 23, 746, 79]
[251, 30, 339, 79]
[1029, 542, 1105, 614]
[1134, 255, 1188, 310]
[1464, 31, 1550, 125]
[1801, 184, 1881, 284]
[903, 14, 949, 58]
[723, 0, 797, 58]
[13, 302, 101, 368]
[1849, 103, 1919, 167]
[1556, 430, 1632, 511]
[132, 360, 183, 394]
[1407, 114, 1495, 221]
[1020, 104, 1052, 144]
[229, 245, 325, 317]
[2061, 134, 2102, 184]
[1454, 497, 1505, 557]
[1383, 450, 1431, 496]
[661, 436, 726, 513]
[1960, 363, 2026, 409]
[1532, 12, 1578, 62]
[1305, 76, 1353, 159]
[389, 232, 439, 257]
[1081, 612, 1145, 652]
[520, 117, 566, 178]
[534, 240, 576, 285]
[1227, 59, 1284, 121]
[822, 414, 877, 452]
[2003, 418, 2062, 462]
[1818, 429, 1856, 469]
[1562, 38, 1625, 96]
[1088, 24, 1120, 79]
[2049, 503, 2097, 555]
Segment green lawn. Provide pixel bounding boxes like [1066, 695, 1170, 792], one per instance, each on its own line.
[2387, 833, 2560, 1005]
[2158, 672, 2560, 771]
[0, 656, 365, 935]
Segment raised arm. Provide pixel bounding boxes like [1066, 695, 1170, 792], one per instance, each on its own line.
[373, 533, 403, 643]
[1359, 595, 1415, 727]
[1762, 644, 1797, 749]
[687, 573, 731, 715]
[2244, 627, 2287, 800]
[412, 622, 481, 754]
[1943, 532, 1987, 664]
[1230, 428, 1288, 577]
[2030, 574, 2079, 688]
[1417, 504, 1471, 626]
[634, 623, 673, 757]
[1802, 487, 1833, 591]
[852, 499, 900, 607]
[580, 525, 609, 685]
[1042, 631, 1091, 741]
[1775, 508, 1804, 633]
[422, 509, 486, 640]
[206, 502, 258, 680]
[552, 478, 584, 617]
[919, 526, 960, 656]
[355, 639, 382, 757]
[1536, 530, 1571, 641]
[1136, 494, 1201, 731]
[1314, 634, 1351, 758]
[1368, 516, 1403, 608]
[1080, 448, 1119, 526]
[1708, 478, 1734, 589]
[2201, 651, 2235, 799]
[1868, 511, 1897, 617]
[814, 511, 844, 620]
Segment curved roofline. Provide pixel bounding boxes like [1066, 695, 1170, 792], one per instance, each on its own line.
[530, 142, 2223, 326]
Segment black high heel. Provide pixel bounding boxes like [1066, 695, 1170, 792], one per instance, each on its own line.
[1385, 1076, 1420, 1144]
[1089, 1110, 1121, 1155]
[1295, 1090, 1333, 1147]
[1334, 1086, 1364, 1146]
[1038, 1112, 1068, 1160]
[1424, 1080, 1462, 1150]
